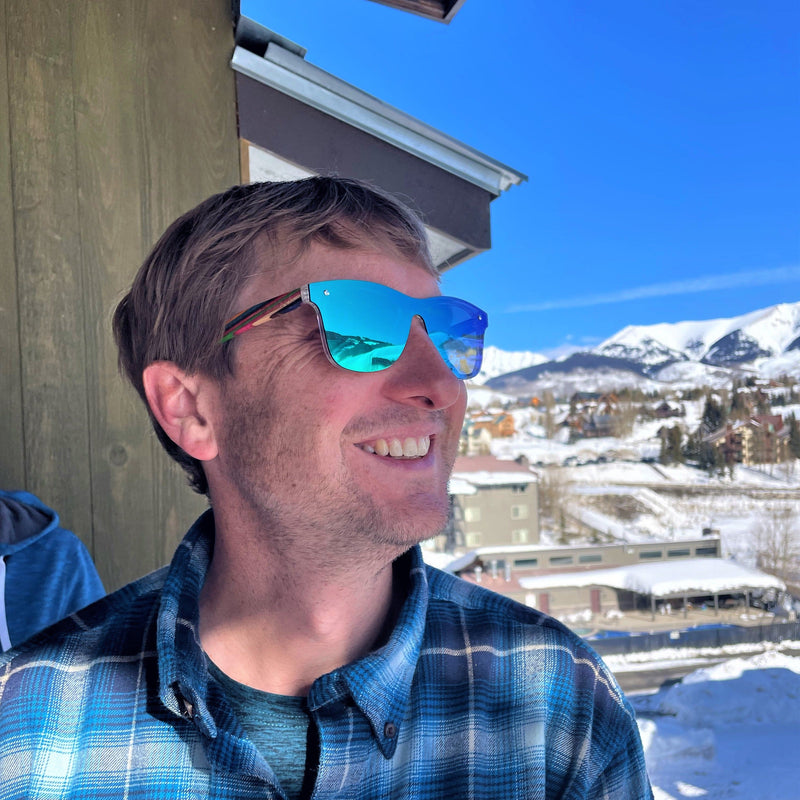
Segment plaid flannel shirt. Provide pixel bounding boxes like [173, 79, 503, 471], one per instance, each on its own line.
[0, 510, 652, 799]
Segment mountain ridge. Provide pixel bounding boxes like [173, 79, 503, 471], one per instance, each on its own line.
[482, 300, 800, 394]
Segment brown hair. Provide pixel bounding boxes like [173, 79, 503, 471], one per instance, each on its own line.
[113, 176, 435, 494]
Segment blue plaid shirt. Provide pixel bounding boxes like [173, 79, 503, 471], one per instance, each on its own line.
[0, 511, 652, 799]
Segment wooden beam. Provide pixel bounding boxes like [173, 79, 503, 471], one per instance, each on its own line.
[0, 0, 26, 491]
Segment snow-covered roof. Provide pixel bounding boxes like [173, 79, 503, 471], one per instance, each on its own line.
[447, 477, 478, 496]
[518, 558, 785, 597]
[450, 470, 538, 488]
[419, 549, 460, 571]
[450, 454, 538, 488]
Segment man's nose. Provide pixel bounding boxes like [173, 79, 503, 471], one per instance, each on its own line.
[381, 317, 465, 410]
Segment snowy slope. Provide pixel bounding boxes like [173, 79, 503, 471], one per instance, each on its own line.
[471, 345, 548, 385]
[597, 301, 800, 367]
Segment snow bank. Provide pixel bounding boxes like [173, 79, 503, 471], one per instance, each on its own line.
[639, 652, 800, 800]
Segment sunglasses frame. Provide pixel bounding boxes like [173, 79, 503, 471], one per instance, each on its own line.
[220, 280, 487, 379]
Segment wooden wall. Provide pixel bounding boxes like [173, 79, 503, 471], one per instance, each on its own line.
[0, 0, 240, 591]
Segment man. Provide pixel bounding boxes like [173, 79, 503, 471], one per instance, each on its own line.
[0, 177, 652, 798]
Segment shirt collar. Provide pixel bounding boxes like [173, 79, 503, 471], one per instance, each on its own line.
[307, 547, 430, 758]
[155, 510, 431, 756]
[157, 509, 218, 737]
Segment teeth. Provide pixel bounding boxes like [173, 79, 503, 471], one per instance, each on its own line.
[365, 436, 430, 459]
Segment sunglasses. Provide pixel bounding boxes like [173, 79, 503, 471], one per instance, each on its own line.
[220, 279, 488, 379]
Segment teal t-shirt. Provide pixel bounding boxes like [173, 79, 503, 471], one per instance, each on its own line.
[208, 659, 311, 799]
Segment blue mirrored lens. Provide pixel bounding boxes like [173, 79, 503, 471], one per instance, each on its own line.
[307, 280, 487, 379]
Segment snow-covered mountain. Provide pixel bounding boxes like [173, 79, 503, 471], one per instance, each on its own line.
[472, 345, 548, 385]
[596, 302, 800, 369]
[485, 301, 800, 394]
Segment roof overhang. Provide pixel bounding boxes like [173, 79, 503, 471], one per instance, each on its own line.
[232, 17, 526, 271]
[518, 559, 786, 598]
[365, 0, 468, 24]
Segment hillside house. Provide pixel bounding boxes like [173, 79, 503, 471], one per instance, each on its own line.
[472, 412, 516, 438]
[653, 401, 683, 419]
[459, 412, 516, 455]
[564, 393, 621, 440]
[564, 412, 616, 440]
[459, 422, 493, 456]
[445, 456, 539, 551]
[705, 415, 789, 466]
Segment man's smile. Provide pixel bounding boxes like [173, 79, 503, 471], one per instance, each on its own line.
[356, 435, 432, 459]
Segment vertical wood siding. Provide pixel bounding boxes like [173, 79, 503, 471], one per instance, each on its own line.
[1, 0, 240, 591]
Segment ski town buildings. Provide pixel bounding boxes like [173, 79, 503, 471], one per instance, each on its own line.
[433, 454, 788, 625]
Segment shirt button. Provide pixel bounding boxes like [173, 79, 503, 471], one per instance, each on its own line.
[178, 695, 195, 720]
[384, 722, 397, 739]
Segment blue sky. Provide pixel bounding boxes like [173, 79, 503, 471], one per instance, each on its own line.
[241, 0, 799, 355]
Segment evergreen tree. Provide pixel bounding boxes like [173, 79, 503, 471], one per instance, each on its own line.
[659, 425, 685, 465]
[659, 428, 670, 465]
[705, 442, 723, 475]
[682, 430, 700, 463]
[755, 390, 772, 416]
[668, 426, 684, 463]
[788, 413, 800, 460]
[729, 385, 748, 420]
[684, 428, 721, 474]
[700, 394, 725, 434]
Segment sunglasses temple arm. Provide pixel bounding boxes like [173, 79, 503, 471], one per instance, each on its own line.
[220, 290, 303, 343]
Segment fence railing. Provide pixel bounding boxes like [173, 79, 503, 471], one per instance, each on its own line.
[587, 620, 800, 656]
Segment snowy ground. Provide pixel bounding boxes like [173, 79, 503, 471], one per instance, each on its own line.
[617, 648, 800, 800]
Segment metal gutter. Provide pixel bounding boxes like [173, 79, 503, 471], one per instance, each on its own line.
[231, 19, 526, 196]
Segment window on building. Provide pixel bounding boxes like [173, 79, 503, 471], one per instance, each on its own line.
[549, 555, 573, 566]
[465, 532, 482, 547]
[695, 546, 718, 557]
[510, 504, 528, 520]
[639, 550, 663, 560]
[512, 485, 528, 493]
[668, 548, 691, 558]
[579, 553, 602, 564]
[512, 529, 529, 544]
[464, 507, 481, 522]
[514, 557, 539, 568]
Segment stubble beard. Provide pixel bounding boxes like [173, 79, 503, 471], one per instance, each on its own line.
[214, 394, 455, 567]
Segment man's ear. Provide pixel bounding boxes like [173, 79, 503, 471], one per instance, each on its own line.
[142, 362, 219, 461]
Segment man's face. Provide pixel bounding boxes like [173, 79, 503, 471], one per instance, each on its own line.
[207, 243, 467, 559]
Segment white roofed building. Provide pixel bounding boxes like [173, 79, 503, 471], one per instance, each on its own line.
[422, 535, 790, 630]
[444, 456, 539, 552]
[517, 557, 785, 620]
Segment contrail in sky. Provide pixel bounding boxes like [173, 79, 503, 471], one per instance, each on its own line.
[507, 265, 800, 313]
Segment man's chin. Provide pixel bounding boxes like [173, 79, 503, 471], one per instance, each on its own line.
[376, 499, 449, 548]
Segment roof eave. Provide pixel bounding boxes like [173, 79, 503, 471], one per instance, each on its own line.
[231, 20, 526, 197]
